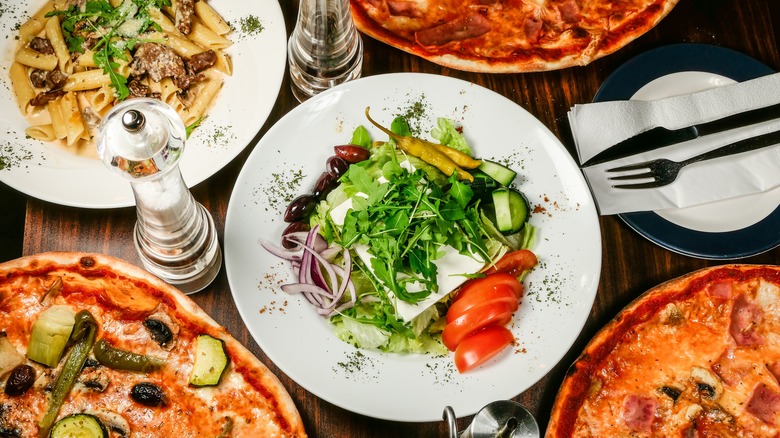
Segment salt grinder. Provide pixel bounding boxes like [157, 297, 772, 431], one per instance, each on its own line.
[97, 98, 222, 294]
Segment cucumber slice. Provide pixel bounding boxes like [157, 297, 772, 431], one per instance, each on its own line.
[491, 188, 530, 234]
[28, 305, 76, 367]
[51, 414, 108, 438]
[478, 160, 517, 186]
[189, 334, 229, 387]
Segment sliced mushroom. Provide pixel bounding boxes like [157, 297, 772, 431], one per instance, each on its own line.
[143, 313, 179, 350]
[691, 366, 723, 400]
[658, 385, 682, 402]
[78, 367, 110, 392]
[659, 303, 685, 325]
[0, 334, 23, 378]
[40, 276, 63, 306]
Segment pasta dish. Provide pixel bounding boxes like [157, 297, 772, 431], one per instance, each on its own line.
[9, 0, 232, 157]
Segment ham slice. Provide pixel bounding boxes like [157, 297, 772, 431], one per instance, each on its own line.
[621, 394, 656, 432]
[524, 18, 543, 42]
[729, 293, 764, 346]
[746, 383, 780, 425]
[387, 1, 423, 17]
[708, 280, 733, 299]
[415, 14, 491, 47]
[558, 0, 580, 23]
[769, 361, 780, 383]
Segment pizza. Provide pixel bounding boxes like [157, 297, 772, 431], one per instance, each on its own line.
[547, 265, 780, 436]
[0, 252, 306, 438]
[350, 0, 680, 72]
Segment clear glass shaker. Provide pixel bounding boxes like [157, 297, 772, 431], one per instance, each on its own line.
[97, 98, 222, 294]
[288, 0, 364, 101]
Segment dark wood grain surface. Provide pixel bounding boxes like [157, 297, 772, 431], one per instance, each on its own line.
[3, 0, 780, 436]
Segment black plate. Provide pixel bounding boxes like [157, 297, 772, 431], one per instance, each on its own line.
[594, 43, 780, 259]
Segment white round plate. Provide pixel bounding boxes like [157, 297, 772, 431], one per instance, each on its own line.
[594, 43, 780, 259]
[224, 73, 602, 422]
[0, 0, 286, 208]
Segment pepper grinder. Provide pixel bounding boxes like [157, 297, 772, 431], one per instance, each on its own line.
[288, 0, 363, 102]
[97, 98, 222, 294]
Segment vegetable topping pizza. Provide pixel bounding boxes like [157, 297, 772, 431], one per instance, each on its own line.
[0, 253, 306, 437]
[547, 265, 780, 437]
[350, 0, 681, 72]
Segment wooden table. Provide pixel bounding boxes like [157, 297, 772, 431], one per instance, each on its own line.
[2, 0, 780, 436]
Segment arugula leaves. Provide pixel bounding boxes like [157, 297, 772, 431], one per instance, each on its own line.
[339, 153, 488, 306]
[45, 0, 171, 101]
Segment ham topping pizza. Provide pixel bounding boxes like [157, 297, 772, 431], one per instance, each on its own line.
[0, 253, 306, 438]
[547, 265, 780, 437]
[350, 0, 681, 72]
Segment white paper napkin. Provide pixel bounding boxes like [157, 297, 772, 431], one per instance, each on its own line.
[569, 72, 780, 215]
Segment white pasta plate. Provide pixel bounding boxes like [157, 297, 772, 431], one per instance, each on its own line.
[0, 0, 286, 208]
[224, 73, 602, 422]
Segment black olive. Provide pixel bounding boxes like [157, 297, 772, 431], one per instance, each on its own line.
[326, 156, 349, 179]
[0, 425, 21, 437]
[659, 386, 681, 401]
[281, 221, 310, 249]
[283, 194, 316, 223]
[131, 382, 166, 407]
[82, 358, 100, 369]
[143, 319, 173, 347]
[312, 172, 338, 200]
[4, 365, 35, 396]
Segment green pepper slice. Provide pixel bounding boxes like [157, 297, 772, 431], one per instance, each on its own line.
[38, 310, 98, 437]
[93, 338, 166, 373]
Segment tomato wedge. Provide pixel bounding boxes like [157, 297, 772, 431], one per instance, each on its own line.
[441, 301, 514, 351]
[454, 325, 514, 373]
[453, 272, 524, 301]
[484, 249, 538, 277]
[446, 284, 518, 323]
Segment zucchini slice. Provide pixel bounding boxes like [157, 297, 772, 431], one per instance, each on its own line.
[51, 413, 108, 438]
[492, 188, 530, 234]
[478, 160, 517, 186]
[189, 334, 229, 387]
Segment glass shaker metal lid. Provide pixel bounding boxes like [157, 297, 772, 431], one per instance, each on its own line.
[97, 98, 186, 179]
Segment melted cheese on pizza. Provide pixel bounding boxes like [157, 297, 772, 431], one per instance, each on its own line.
[555, 268, 780, 437]
[0, 260, 302, 437]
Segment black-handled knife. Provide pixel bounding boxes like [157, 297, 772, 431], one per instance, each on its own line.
[581, 101, 780, 167]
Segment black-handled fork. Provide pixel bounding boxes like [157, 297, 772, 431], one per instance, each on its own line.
[606, 129, 780, 189]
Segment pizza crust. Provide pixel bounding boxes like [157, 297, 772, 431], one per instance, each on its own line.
[0, 252, 307, 437]
[547, 265, 780, 437]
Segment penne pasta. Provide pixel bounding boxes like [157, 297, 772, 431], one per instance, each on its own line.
[212, 49, 233, 76]
[45, 16, 73, 74]
[183, 78, 222, 125]
[76, 50, 98, 68]
[26, 124, 58, 142]
[189, 18, 232, 50]
[47, 100, 68, 140]
[15, 47, 58, 71]
[59, 91, 87, 146]
[9, 62, 36, 114]
[159, 31, 206, 57]
[195, 2, 231, 35]
[85, 85, 115, 113]
[64, 69, 112, 92]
